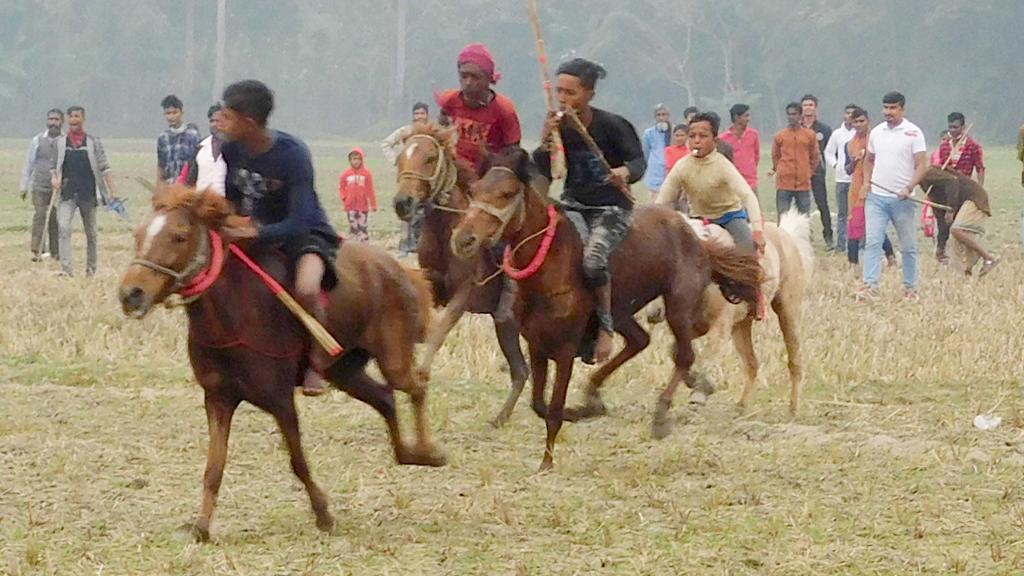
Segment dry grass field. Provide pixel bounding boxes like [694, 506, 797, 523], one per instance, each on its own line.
[2, 137, 1024, 575]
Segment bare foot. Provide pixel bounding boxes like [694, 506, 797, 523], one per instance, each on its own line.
[594, 330, 614, 363]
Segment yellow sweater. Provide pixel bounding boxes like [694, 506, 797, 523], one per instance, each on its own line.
[656, 150, 763, 232]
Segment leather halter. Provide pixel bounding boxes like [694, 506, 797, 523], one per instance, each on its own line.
[397, 134, 459, 209]
[467, 166, 526, 245]
[131, 228, 225, 305]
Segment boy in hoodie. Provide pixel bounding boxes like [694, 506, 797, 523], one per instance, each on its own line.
[338, 148, 377, 242]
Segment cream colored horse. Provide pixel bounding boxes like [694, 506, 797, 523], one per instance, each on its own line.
[650, 209, 813, 415]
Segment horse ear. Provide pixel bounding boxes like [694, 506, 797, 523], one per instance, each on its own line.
[191, 189, 232, 229]
[151, 179, 170, 207]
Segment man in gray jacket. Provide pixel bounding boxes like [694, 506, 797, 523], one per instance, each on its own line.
[20, 109, 64, 261]
[52, 105, 121, 277]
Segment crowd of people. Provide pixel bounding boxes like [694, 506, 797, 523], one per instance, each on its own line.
[18, 43, 1020, 310]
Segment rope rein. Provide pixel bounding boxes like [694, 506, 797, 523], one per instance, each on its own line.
[397, 134, 462, 212]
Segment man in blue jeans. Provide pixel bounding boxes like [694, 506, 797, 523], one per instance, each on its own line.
[855, 92, 928, 302]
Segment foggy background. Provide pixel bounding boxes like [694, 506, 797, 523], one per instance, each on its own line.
[2, 0, 1022, 143]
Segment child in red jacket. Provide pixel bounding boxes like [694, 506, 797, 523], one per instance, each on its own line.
[338, 147, 377, 242]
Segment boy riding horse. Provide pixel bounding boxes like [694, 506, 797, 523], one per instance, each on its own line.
[533, 58, 646, 363]
[216, 80, 340, 396]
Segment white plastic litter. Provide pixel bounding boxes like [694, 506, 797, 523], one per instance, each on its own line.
[973, 414, 1002, 431]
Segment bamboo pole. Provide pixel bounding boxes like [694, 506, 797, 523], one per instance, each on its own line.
[527, 0, 566, 180]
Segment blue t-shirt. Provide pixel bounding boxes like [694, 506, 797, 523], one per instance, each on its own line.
[223, 131, 336, 245]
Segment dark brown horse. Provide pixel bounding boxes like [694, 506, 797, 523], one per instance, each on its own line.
[118, 185, 445, 542]
[450, 149, 761, 471]
[393, 123, 529, 426]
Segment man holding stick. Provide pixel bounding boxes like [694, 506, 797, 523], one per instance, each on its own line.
[932, 112, 983, 263]
[534, 58, 645, 363]
[20, 109, 64, 262]
[855, 92, 927, 302]
[920, 166, 998, 277]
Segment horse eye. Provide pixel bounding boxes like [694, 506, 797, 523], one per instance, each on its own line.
[173, 233, 188, 243]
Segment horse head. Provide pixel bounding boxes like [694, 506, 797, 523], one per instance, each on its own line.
[119, 183, 250, 318]
[393, 123, 460, 221]
[450, 147, 534, 260]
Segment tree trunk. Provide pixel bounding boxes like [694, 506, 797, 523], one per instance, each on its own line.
[390, 0, 408, 119]
[213, 0, 226, 102]
[184, 0, 195, 102]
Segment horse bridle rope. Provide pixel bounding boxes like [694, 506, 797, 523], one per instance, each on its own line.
[397, 134, 461, 212]
[130, 225, 220, 307]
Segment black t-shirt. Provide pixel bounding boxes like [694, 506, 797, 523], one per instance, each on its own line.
[810, 120, 832, 175]
[533, 107, 645, 209]
[222, 131, 336, 245]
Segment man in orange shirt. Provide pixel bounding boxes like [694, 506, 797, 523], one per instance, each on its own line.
[769, 102, 819, 218]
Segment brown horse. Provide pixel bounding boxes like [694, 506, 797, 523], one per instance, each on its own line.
[118, 185, 445, 542]
[450, 149, 762, 470]
[393, 122, 529, 426]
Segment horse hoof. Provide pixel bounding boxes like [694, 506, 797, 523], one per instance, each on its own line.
[651, 417, 674, 440]
[416, 367, 431, 383]
[537, 460, 554, 473]
[315, 512, 336, 533]
[178, 520, 210, 543]
[531, 402, 548, 420]
[689, 390, 708, 406]
[490, 414, 510, 428]
[398, 446, 448, 467]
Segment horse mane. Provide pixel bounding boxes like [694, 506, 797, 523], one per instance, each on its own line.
[152, 183, 236, 228]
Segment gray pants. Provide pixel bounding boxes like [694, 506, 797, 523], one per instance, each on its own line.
[776, 190, 812, 218]
[31, 187, 60, 257]
[719, 217, 755, 254]
[563, 201, 633, 287]
[58, 198, 98, 276]
[835, 181, 850, 251]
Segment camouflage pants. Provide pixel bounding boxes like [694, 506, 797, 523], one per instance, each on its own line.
[563, 200, 633, 287]
[346, 210, 369, 242]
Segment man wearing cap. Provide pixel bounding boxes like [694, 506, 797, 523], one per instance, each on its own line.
[437, 43, 522, 174]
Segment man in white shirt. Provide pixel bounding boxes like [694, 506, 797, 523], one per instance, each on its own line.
[186, 103, 227, 195]
[856, 92, 928, 301]
[823, 104, 857, 254]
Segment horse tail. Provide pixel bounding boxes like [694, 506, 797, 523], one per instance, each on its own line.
[403, 266, 435, 342]
[705, 241, 762, 305]
[778, 208, 815, 277]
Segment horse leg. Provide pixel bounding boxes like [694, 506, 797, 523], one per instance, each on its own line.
[326, 351, 407, 463]
[377, 348, 447, 467]
[773, 292, 804, 418]
[417, 283, 472, 383]
[732, 315, 760, 415]
[540, 349, 575, 472]
[564, 316, 650, 422]
[270, 398, 334, 533]
[529, 346, 550, 420]
[490, 317, 529, 428]
[188, 392, 238, 542]
[653, 294, 699, 439]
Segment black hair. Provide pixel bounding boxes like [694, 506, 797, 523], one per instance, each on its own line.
[689, 111, 720, 136]
[882, 91, 905, 107]
[46, 108, 64, 119]
[849, 106, 868, 120]
[785, 102, 802, 114]
[672, 123, 689, 133]
[161, 94, 184, 110]
[223, 80, 275, 125]
[800, 94, 818, 105]
[207, 103, 222, 119]
[67, 105, 85, 116]
[412, 101, 429, 113]
[845, 103, 858, 111]
[683, 106, 699, 118]
[729, 103, 750, 122]
[947, 112, 965, 125]
[556, 58, 607, 89]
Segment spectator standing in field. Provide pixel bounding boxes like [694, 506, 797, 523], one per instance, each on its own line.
[770, 102, 819, 217]
[844, 107, 896, 267]
[382, 101, 430, 255]
[53, 105, 121, 278]
[20, 108, 64, 261]
[642, 103, 672, 198]
[855, 92, 927, 302]
[186, 103, 227, 195]
[719, 103, 760, 195]
[932, 112, 985, 263]
[156, 94, 201, 184]
[802, 94, 834, 248]
[338, 147, 377, 243]
[682, 106, 699, 124]
[663, 123, 691, 213]
[823, 104, 858, 254]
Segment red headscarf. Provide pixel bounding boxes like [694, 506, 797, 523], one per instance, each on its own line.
[458, 43, 501, 84]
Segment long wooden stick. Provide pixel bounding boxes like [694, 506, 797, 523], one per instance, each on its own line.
[38, 183, 61, 258]
[527, 0, 566, 180]
[563, 107, 636, 203]
[869, 180, 952, 211]
[229, 244, 343, 357]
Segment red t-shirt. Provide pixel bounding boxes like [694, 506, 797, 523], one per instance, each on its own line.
[438, 89, 521, 172]
[664, 145, 691, 173]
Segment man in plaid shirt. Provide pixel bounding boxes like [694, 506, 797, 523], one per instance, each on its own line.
[156, 94, 201, 183]
[933, 112, 984, 262]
